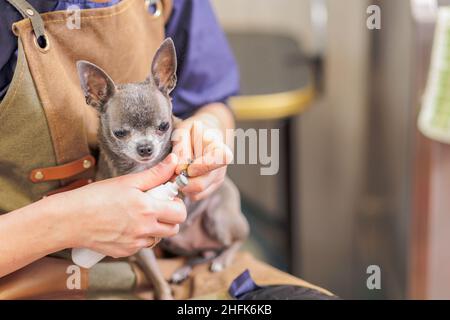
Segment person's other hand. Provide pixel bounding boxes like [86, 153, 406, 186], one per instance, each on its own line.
[172, 117, 233, 201]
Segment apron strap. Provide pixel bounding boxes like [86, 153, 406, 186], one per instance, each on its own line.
[6, 0, 48, 49]
[6, 0, 171, 47]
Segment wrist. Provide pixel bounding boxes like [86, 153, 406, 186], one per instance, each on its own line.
[191, 113, 222, 130]
[37, 193, 81, 250]
[193, 103, 235, 131]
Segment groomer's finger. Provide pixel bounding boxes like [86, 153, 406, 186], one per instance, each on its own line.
[155, 198, 187, 224]
[182, 167, 226, 195]
[120, 153, 177, 191]
[143, 197, 186, 223]
[172, 125, 193, 174]
[189, 181, 222, 201]
[150, 222, 180, 238]
[187, 143, 233, 177]
[181, 172, 217, 194]
[191, 120, 205, 159]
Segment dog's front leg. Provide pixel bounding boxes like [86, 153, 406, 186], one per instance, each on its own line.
[135, 248, 173, 300]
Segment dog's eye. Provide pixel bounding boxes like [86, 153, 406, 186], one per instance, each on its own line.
[113, 129, 129, 139]
[158, 122, 170, 132]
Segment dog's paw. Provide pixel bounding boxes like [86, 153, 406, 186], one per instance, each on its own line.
[210, 261, 224, 273]
[170, 266, 192, 284]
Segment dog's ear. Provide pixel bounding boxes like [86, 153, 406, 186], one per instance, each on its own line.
[77, 60, 116, 113]
[150, 38, 177, 95]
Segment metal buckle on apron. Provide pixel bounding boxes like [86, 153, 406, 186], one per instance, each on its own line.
[145, 0, 163, 18]
[6, 0, 50, 52]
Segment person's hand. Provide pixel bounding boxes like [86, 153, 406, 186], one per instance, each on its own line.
[52, 153, 186, 258]
[172, 116, 233, 201]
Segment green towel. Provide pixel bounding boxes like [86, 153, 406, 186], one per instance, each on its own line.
[419, 7, 450, 143]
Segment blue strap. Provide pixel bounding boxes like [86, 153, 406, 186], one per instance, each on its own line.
[228, 269, 261, 300]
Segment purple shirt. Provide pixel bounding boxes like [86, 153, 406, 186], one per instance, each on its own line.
[0, 0, 239, 118]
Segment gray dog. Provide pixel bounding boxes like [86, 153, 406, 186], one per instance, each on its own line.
[77, 38, 249, 299]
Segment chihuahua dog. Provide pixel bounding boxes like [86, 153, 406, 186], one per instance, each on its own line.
[77, 38, 249, 299]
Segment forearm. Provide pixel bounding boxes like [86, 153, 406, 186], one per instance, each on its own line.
[0, 196, 72, 277]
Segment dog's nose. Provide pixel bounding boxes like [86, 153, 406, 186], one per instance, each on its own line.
[137, 144, 153, 157]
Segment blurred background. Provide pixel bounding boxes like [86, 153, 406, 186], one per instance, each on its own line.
[209, 0, 450, 299]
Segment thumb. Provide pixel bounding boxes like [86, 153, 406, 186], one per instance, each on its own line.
[122, 153, 178, 191]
